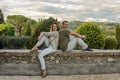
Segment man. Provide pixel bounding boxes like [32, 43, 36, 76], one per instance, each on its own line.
[59, 21, 92, 51]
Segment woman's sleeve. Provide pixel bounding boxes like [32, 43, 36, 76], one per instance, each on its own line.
[42, 31, 58, 37]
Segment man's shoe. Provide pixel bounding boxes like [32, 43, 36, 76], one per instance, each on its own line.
[84, 47, 93, 51]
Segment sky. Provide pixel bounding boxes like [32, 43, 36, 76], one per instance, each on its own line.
[0, 0, 120, 23]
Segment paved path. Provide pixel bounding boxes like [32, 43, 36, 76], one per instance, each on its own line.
[0, 74, 120, 80]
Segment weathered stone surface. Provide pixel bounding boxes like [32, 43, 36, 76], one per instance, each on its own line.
[0, 49, 120, 75]
[0, 49, 120, 64]
[0, 63, 120, 76]
[0, 74, 120, 80]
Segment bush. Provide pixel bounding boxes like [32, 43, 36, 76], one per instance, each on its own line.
[0, 36, 30, 49]
[115, 25, 120, 49]
[0, 24, 5, 35]
[4, 23, 15, 36]
[75, 22, 105, 49]
[0, 23, 15, 36]
[104, 36, 118, 49]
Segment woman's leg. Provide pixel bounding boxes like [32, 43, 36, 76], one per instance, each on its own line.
[32, 36, 49, 50]
[38, 47, 56, 78]
[38, 47, 56, 70]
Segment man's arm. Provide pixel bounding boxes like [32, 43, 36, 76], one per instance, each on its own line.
[70, 32, 86, 39]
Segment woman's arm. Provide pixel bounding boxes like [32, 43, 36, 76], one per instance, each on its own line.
[41, 31, 58, 37]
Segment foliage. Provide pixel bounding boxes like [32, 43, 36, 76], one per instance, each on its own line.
[27, 17, 57, 49]
[0, 9, 4, 24]
[115, 25, 120, 49]
[104, 36, 118, 49]
[75, 22, 105, 49]
[0, 36, 30, 49]
[4, 23, 15, 36]
[0, 24, 5, 35]
[0, 23, 15, 36]
[24, 20, 31, 36]
[6, 15, 36, 36]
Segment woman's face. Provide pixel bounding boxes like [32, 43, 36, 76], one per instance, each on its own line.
[52, 24, 57, 31]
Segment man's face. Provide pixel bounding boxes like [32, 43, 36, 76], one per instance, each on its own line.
[63, 22, 69, 28]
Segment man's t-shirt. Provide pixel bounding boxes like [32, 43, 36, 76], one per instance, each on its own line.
[59, 28, 71, 51]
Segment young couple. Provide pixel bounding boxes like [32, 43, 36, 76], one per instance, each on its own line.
[31, 21, 92, 78]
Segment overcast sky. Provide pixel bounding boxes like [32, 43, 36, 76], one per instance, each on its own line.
[0, 0, 120, 22]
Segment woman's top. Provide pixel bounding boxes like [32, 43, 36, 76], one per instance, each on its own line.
[42, 31, 59, 50]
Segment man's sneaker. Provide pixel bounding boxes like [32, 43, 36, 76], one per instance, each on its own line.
[84, 47, 93, 51]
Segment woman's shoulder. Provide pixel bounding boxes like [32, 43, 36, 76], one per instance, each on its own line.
[53, 31, 59, 33]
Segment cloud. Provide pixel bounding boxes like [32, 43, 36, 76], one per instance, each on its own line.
[0, 0, 120, 22]
[85, 17, 110, 22]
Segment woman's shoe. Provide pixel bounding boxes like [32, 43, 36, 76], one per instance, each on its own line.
[42, 70, 47, 78]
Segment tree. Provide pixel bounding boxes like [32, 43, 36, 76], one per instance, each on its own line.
[115, 25, 120, 49]
[6, 15, 36, 36]
[24, 20, 31, 36]
[75, 22, 105, 49]
[0, 9, 4, 24]
[27, 17, 57, 49]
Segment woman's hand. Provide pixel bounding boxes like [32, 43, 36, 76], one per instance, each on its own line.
[40, 32, 44, 34]
[38, 34, 43, 41]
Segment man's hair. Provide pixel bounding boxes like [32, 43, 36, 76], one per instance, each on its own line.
[62, 21, 68, 24]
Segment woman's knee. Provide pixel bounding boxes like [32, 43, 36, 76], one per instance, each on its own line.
[38, 53, 43, 58]
[42, 36, 48, 39]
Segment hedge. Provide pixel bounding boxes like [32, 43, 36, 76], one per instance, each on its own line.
[0, 36, 30, 49]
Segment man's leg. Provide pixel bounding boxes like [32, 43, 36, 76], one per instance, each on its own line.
[77, 38, 92, 51]
[76, 38, 88, 49]
[66, 37, 92, 51]
[66, 38, 77, 51]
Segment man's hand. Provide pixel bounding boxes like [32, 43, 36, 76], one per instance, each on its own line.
[70, 32, 86, 39]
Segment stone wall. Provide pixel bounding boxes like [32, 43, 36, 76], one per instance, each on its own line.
[0, 50, 120, 64]
[0, 50, 120, 75]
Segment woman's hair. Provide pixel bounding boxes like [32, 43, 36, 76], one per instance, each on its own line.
[50, 23, 59, 32]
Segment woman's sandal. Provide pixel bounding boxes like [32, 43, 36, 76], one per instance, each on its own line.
[42, 70, 47, 78]
[30, 48, 38, 52]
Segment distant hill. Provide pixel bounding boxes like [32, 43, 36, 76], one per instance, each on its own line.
[69, 21, 120, 30]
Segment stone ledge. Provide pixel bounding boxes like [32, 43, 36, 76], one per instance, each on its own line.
[0, 49, 120, 64]
[0, 49, 120, 75]
[0, 49, 120, 56]
[0, 62, 120, 76]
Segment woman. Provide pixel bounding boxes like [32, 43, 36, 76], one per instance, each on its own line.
[31, 23, 59, 78]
